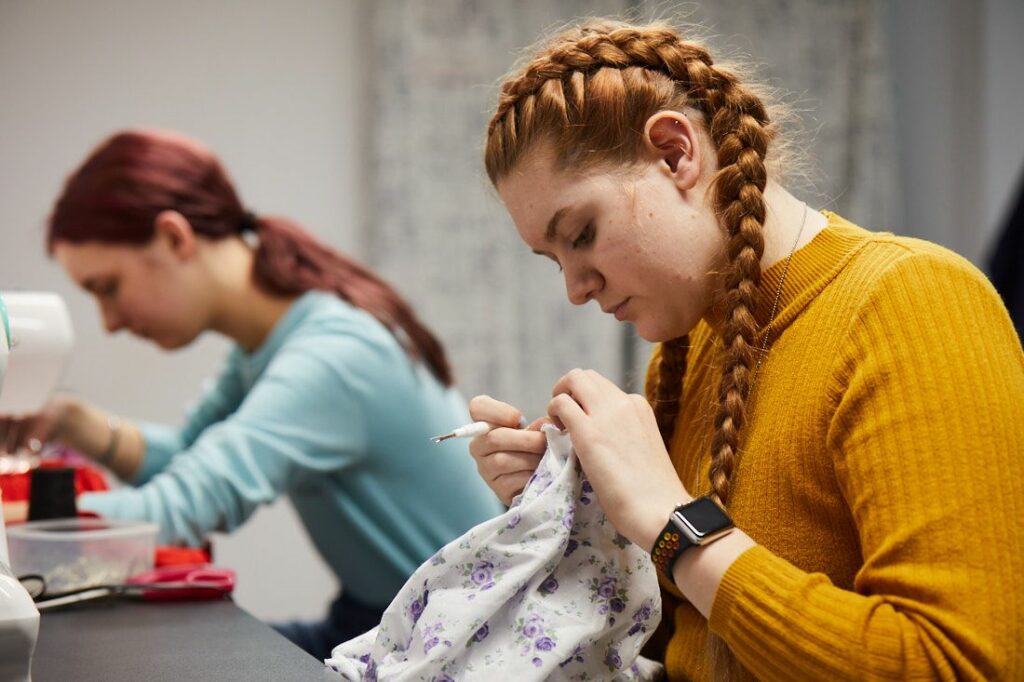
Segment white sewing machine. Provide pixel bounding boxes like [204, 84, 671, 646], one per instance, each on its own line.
[0, 291, 74, 682]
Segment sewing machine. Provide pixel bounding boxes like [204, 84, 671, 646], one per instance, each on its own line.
[0, 291, 74, 682]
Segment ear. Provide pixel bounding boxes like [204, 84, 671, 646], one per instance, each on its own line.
[643, 110, 703, 191]
[152, 210, 198, 261]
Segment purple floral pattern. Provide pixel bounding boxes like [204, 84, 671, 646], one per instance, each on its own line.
[467, 560, 496, 590]
[626, 600, 656, 638]
[325, 426, 663, 680]
[473, 623, 488, 642]
[539, 576, 559, 595]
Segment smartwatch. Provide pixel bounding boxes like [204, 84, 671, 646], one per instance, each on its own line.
[651, 496, 735, 577]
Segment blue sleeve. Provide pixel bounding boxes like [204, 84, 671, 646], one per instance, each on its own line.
[80, 340, 369, 546]
[132, 423, 185, 484]
[132, 353, 246, 485]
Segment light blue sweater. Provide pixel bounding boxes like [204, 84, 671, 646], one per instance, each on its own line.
[80, 291, 503, 607]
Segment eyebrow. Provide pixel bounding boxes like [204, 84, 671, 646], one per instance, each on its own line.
[544, 207, 569, 243]
[530, 207, 571, 257]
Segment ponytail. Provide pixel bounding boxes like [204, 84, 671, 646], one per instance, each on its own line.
[250, 216, 452, 385]
[47, 130, 454, 386]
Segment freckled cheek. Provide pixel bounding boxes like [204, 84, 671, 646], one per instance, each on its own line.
[629, 243, 671, 283]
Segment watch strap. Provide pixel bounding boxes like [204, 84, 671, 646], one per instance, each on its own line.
[650, 516, 694, 577]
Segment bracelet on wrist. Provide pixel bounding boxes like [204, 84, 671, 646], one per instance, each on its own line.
[98, 415, 121, 467]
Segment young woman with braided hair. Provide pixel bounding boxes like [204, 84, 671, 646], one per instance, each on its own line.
[468, 19, 1024, 680]
[0, 129, 503, 659]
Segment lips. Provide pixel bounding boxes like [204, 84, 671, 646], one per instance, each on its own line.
[614, 299, 630, 321]
[602, 298, 630, 321]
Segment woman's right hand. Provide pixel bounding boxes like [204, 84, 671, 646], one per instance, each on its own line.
[0, 394, 80, 454]
[468, 395, 549, 505]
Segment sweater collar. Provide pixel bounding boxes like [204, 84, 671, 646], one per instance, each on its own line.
[236, 290, 323, 370]
[704, 211, 871, 342]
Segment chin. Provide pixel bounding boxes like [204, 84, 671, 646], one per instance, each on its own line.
[634, 318, 692, 344]
[633, 324, 670, 344]
[151, 333, 193, 351]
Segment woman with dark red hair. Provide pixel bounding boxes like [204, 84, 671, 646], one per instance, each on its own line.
[0, 129, 503, 659]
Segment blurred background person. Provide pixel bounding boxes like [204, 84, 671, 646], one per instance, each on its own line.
[0, 129, 503, 659]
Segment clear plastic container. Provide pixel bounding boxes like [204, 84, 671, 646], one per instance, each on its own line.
[5, 518, 158, 592]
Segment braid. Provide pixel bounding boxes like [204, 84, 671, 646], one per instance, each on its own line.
[704, 73, 772, 505]
[488, 27, 705, 132]
[486, 24, 719, 182]
[652, 337, 690, 444]
[485, 20, 776, 504]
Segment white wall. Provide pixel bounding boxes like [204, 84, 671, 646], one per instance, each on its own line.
[0, 0, 365, 622]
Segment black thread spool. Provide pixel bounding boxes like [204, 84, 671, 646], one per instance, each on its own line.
[28, 467, 77, 521]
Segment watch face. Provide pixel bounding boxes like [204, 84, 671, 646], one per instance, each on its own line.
[674, 497, 732, 539]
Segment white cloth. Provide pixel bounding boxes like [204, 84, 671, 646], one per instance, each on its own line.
[326, 426, 664, 681]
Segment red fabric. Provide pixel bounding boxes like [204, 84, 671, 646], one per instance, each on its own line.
[0, 455, 109, 503]
[155, 546, 212, 567]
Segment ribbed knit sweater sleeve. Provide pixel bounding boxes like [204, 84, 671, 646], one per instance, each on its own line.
[707, 251, 1024, 680]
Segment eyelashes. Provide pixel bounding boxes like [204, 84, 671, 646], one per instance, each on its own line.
[571, 224, 594, 249]
[546, 222, 596, 273]
[93, 281, 119, 298]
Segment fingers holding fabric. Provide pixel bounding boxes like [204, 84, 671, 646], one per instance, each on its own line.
[546, 368, 690, 548]
[468, 395, 548, 505]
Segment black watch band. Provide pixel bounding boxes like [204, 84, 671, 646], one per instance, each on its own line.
[651, 518, 695, 577]
[650, 496, 735, 578]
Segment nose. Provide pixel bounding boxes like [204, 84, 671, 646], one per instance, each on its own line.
[563, 264, 602, 306]
[99, 301, 125, 333]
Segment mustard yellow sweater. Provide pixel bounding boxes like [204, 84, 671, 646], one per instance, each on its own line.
[645, 212, 1024, 681]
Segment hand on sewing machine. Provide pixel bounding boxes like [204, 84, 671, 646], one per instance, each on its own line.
[0, 395, 76, 454]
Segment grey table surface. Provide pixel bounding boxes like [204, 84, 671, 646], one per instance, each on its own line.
[31, 598, 340, 681]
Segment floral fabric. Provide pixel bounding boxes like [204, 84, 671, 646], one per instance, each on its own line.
[326, 426, 664, 681]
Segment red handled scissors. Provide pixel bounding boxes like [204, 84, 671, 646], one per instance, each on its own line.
[30, 564, 235, 610]
[126, 564, 235, 601]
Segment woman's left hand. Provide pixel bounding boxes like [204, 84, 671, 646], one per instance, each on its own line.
[548, 368, 691, 551]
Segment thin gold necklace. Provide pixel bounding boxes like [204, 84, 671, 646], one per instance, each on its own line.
[691, 202, 810, 495]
